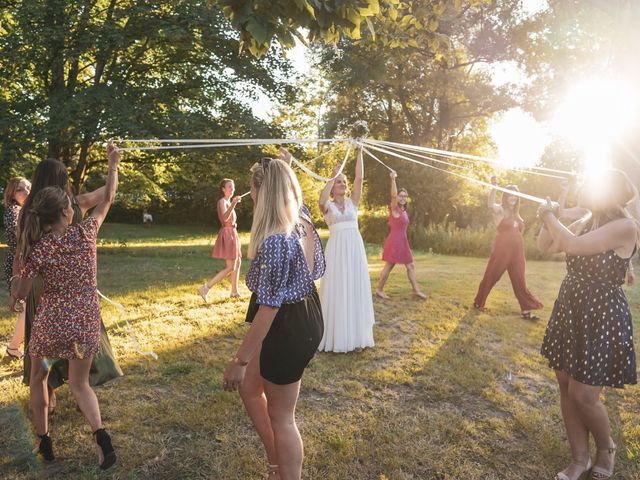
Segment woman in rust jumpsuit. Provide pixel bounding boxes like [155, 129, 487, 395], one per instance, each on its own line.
[473, 176, 543, 319]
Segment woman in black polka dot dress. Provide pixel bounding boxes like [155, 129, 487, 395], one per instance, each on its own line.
[537, 169, 638, 480]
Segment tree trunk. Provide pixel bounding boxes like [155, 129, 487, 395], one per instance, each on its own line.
[70, 140, 92, 195]
[44, 0, 69, 163]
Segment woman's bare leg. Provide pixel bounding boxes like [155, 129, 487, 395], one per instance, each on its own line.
[555, 370, 590, 479]
[29, 356, 50, 436]
[206, 259, 234, 289]
[264, 380, 302, 480]
[405, 263, 427, 299]
[8, 309, 26, 352]
[230, 257, 241, 296]
[68, 356, 105, 464]
[239, 345, 278, 469]
[376, 262, 395, 298]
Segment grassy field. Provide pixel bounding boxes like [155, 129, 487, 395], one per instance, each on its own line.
[1, 223, 639, 479]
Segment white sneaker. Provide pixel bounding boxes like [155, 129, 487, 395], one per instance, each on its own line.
[198, 284, 209, 303]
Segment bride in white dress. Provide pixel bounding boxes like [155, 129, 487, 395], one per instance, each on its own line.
[318, 145, 375, 352]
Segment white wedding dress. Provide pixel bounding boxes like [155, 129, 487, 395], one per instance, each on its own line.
[319, 198, 375, 352]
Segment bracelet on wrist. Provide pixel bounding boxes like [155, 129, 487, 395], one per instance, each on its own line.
[231, 356, 248, 366]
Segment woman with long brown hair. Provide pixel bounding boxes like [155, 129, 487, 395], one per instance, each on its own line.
[10, 157, 122, 413]
[375, 170, 427, 300]
[198, 178, 242, 301]
[4, 176, 31, 359]
[538, 168, 638, 480]
[10, 142, 120, 468]
[473, 176, 543, 318]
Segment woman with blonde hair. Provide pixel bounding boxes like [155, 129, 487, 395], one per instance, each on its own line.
[198, 178, 242, 301]
[10, 142, 120, 469]
[318, 145, 375, 352]
[222, 151, 324, 480]
[538, 168, 638, 480]
[4, 176, 31, 359]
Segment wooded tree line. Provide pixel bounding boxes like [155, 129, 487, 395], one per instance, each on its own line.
[1, 0, 637, 227]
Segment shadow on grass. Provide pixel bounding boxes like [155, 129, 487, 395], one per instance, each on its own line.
[1, 250, 637, 479]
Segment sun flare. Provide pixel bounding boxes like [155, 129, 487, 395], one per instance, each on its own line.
[552, 77, 636, 175]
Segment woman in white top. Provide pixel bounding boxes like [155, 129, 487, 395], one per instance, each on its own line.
[318, 146, 375, 352]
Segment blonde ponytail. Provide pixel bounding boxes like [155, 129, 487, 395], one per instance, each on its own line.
[248, 159, 302, 259]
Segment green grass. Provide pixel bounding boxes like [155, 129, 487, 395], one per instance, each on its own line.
[1, 223, 639, 479]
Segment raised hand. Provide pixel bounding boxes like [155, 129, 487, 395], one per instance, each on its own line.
[390, 170, 398, 179]
[278, 147, 292, 164]
[537, 197, 559, 218]
[107, 141, 121, 167]
[490, 175, 498, 186]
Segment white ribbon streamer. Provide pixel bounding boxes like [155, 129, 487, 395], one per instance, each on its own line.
[363, 139, 567, 180]
[97, 290, 159, 360]
[119, 138, 343, 151]
[122, 137, 340, 144]
[290, 144, 351, 182]
[360, 144, 547, 204]
[367, 138, 574, 177]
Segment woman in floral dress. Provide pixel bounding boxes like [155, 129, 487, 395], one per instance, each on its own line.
[10, 142, 121, 469]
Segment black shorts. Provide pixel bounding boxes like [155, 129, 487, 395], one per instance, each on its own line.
[245, 291, 323, 385]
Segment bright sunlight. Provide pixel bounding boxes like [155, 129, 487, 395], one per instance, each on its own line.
[552, 77, 637, 175]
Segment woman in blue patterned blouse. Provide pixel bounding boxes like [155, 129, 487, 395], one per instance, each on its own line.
[222, 153, 324, 480]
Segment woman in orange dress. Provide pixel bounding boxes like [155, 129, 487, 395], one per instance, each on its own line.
[198, 178, 242, 301]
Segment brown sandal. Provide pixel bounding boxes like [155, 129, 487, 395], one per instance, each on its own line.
[267, 463, 279, 479]
[5, 345, 24, 360]
[591, 442, 616, 479]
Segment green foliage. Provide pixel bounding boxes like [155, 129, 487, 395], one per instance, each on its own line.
[217, 0, 384, 57]
[316, 0, 532, 227]
[514, 2, 640, 177]
[0, 0, 296, 199]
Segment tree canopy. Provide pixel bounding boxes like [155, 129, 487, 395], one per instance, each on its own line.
[0, 1, 294, 195]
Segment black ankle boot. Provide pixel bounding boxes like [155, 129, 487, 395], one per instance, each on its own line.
[37, 432, 55, 462]
[93, 428, 116, 470]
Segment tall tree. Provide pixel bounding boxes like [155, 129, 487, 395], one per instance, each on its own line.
[0, 0, 295, 193]
[316, 0, 532, 225]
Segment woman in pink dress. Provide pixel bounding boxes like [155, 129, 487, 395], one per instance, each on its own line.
[375, 171, 427, 300]
[10, 142, 120, 469]
[198, 178, 242, 301]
